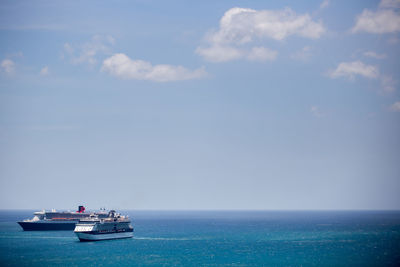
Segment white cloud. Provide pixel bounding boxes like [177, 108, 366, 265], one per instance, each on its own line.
[329, 61, 396, 93]
[381, 75, 396, 93]
[214, 7, 325, 43]
[320, 0, 330, 9]
[63, 35, 114, 65]
[40, 66, 49, 76]
[247, 47, 278, 61]
[197, 7, 325, 62]
[291, 46, 313, 61]
[389, 101, 400, 112]
[102, 53, 207, 82]
[195, 45, 243, 63]
[352, 1, 400, 34]
[379, 0, 400, 9]
[389, 101, 400, 111]
[1, 59, 15, 74]
[363, 51, 387, 59]
[310, 106, 324, 118]
[6, 51, 23, 59]
[388, 36, 400, 44]
[64, 43, 74, 54]
[196, 45, 277, 62]
[329, 61, 379, 79]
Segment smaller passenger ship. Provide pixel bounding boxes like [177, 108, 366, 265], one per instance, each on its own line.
[74, 210, 133, 241]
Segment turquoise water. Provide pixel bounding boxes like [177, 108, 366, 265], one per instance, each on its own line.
[0, 210, 399, 266]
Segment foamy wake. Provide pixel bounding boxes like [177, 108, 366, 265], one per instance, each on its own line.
[133, 236, 206, 241]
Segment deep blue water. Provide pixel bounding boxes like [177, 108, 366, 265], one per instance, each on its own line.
[0, 210, 399, 266]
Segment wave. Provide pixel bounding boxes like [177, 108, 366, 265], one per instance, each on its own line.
[133, 236, 206, 241]
[0, 235, 74, 240]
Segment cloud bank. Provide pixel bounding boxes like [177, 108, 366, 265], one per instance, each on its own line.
[102, 53, 207, 82]
[196, 7, 325, 62]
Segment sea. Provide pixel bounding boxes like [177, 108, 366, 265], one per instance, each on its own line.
[0, 210, 399, 266]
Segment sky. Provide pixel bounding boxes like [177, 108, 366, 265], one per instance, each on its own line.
[0, 0, 399, 210]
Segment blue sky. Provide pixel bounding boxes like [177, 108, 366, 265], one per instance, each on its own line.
[0, 0, 399, 210]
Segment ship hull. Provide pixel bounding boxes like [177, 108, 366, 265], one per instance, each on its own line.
[75, 231, 133, 241]
[18, 221, 78, 231]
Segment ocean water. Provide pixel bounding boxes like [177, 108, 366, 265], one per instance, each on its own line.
[0, 210, 399, 266]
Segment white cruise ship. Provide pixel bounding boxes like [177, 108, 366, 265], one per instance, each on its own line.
[74, 210, 133, 241]
[18, 206, 109, 231]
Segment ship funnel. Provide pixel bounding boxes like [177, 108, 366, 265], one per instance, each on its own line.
[78, 206, 85, 213]
[108, 210, 116, 218]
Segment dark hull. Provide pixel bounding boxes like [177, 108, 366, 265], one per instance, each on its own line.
[18, 221, 77, 231]
[75, 228, 134, 241]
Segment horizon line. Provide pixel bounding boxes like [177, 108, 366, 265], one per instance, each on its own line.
[1, 208, 400, 212]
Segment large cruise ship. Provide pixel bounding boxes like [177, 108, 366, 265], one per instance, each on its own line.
[18, 206, 109, 231]
[74, 210, 133, 241]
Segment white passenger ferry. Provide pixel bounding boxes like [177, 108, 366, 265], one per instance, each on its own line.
[74, 210, 133, 241]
